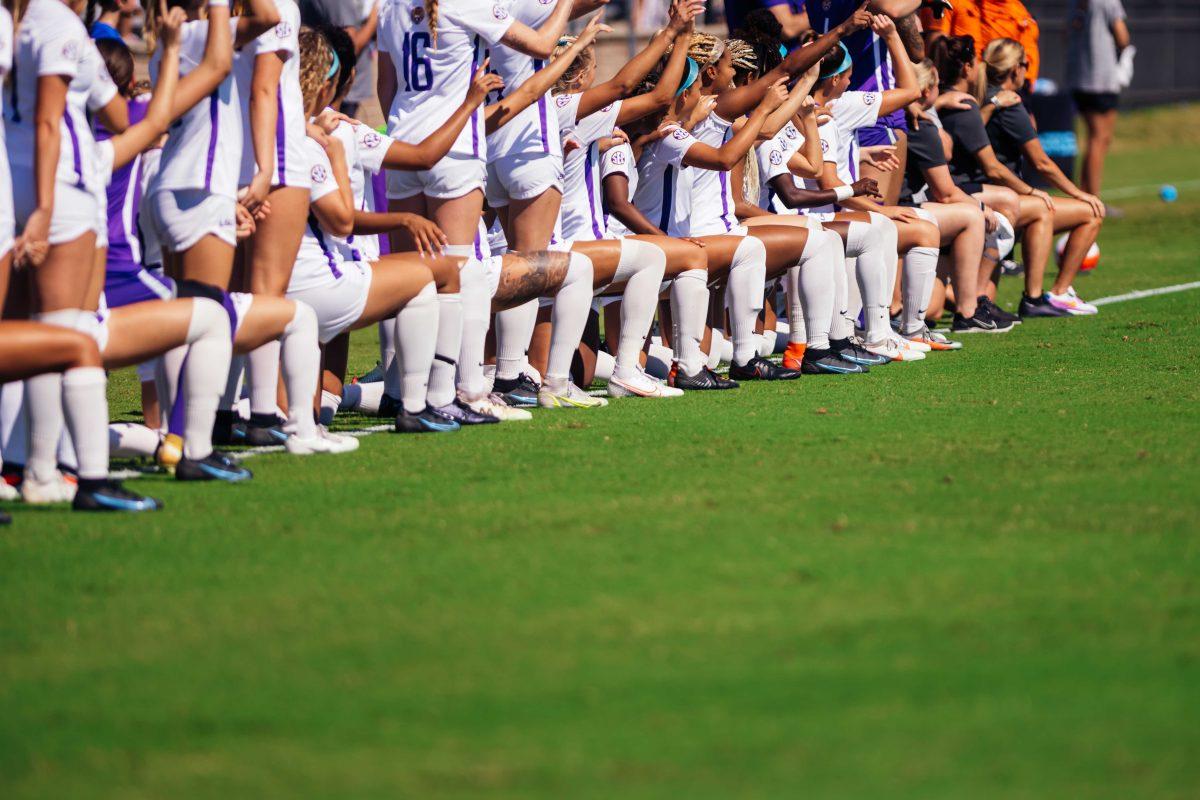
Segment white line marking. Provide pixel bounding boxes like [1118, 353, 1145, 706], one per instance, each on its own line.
[1102, 178, 1200, 200]
[1090, 280, 1200, 306]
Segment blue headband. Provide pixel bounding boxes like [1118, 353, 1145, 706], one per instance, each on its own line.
[326, 49, 341, 82]
[819, 43, 852, 80]
[778, 44, 788, 58]
[676, 57, 699, 97]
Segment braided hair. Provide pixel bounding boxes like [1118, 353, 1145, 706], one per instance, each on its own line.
[686, 31, 726, 69]
[735, 9, 785, 77]
[426, 0, 438, 47]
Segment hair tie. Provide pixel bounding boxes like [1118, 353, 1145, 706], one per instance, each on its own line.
[819, 43, 852, 79]
[676, 57, 699, 97]
[778, 44, 788, 58]
[326, 49, 341, 82]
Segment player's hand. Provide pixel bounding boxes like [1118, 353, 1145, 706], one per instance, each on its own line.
[683, 237, 707, 248]
[313, 108, 362, 133]
[869, 13, 896, 38]
[934, 90, 975, 111]
[235, 203, 256, 240]
[882, 205, 920, 224]
[305, 120, 332, 146]
[991, 89, 1022, 108]
[157, 0, 186, 50]
[1029, 187, 1055, 211]
[840, 2, 872, 34]
[1073, 190, 1106, 218]
[601, 127, 629, 149]
[851, 178, 881, 199]
[562, 135, 584, 155]
[396, 213, 448, 257]
[983, 207, 999, 234]
[468, 60, 504, 105]
[861, 144, 900, 172]
[238, 172, 272, 216]
[577, 12, 611, 46]
[761, 79, 788, 113]
[14, 208, 50, 268]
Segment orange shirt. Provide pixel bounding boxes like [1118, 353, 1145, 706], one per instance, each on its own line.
[922, 0, 1041, 83]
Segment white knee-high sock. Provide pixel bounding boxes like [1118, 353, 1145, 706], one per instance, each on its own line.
[247, 339, 281, 418]
[427, 291, 462, 408]
[613, 240, 666, 378]
[278, 301, 320, 440]
[25, 309, 86, 481]
[860, 213, 898, 343]
[181, 297, 233, 461]
[727, 236, 768, 365]
[379, 318, 399, 398]
[799, 229, 841, 351]
[785, 268, 806, 344]
[109, 422, 162, 458]
[495, 299, 537, 381]
[394, 282, 438, 414]
[669, 268, 709, 375]
[706, 328, 726, 370]
[901, 246, 940, 334]
[545, 251, 593, 386]
[455, 254, 491, 398]
[829, 247, 854, 341]
[1, 382, 27, 466]
[61, 366, 109, 481]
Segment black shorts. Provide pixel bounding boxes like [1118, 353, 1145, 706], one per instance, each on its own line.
[1073, 91, 1120, 114]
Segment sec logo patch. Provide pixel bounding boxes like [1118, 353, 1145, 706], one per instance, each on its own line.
[671, 128, 689, 140]
[864, 93, 877, 105]
[555, 94, 572, 108]
[610, 151, 626, 165]
[275, 22, 293, 38]
[785, 126, 798, 139]
[769, 150, 783, 165]
[411, 6, 424, 22]
[821, 139, 830, 153]
[492, 4, 509, 19]
[311, 165, 328, 184]
[360, 131, 383, 149]
[62, 39, 80, 61]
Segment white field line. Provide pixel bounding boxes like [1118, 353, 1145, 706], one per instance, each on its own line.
[108, 281, 1200, 479]
[1101, 178, 1200, 200]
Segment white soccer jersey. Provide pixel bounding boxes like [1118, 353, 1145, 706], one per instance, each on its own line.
[234, 0, 309, 188]
[5, 0, 95, 191]
[137, 146, 164, 267]
[688, 112, 738, 236]
[150, 18, 243, 199]
[485, 0, 561, 160]
[292, 137, 346, 293]
[599, 140, 635, 239]
[72, 39, 118, 115]
[554, 93, 621, 241]
[756, 121, 805, 214]
[828, 90, 881, 184]
[327, 118, 391, 262]
[631, 125, 696, 238]
[378, 0, 514, 159]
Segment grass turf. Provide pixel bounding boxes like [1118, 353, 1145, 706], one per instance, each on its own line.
[2, 105, 1199, 799]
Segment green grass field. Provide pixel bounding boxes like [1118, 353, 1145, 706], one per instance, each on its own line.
[2, 105, 1199, 799]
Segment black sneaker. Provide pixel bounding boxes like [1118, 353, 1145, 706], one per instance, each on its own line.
[1000, 258, 1024, 277]
[801, 348, 868, 374]
[493, 373, 540, 407]
[1018, 293, 1072, 319]
[395, 405, 461, 433]
[951, 311, 1003, 333]
[729, 356, 801, 381]
[668, 364, 738, 390]
[72, 479, 163, 512]
[212, 410, 246, 446]
[176, 452, 253, 482]
[831, 338, 890, 367]
[376, 393, 403, 418]
[434, 399, 499, 425]
[979, 296, 1022, 326]
[244, 413, 288, 446]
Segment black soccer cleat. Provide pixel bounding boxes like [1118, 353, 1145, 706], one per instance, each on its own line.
[395, 405, 462, 433]
[668, 364, 739, 390]
[176, 452, 253, 482]
[831, 338, 891, 367]
[244, 413, 289, 446]
[729, 356, 801, 381]
[801, 348, 868, 374]
[492, 373, 540, 407]
[434, 399, 499, 425]
[211, 409, 246, 446]
[1018, 293, 1072, 319]
[979, 296, 1022, 326]
[951, 311, 1003, 333]
[72, 479, 163, 512]
[376, 393, 404, 418]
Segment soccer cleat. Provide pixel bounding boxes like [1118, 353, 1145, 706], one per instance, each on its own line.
[892, 333, 931, 353]
[1000, 258, 1024, 276]
[375, 393, 404, 418]
[155, 433, 184, 469]
[285, 427, 359, 455]
[245, 414, 289, 446]
[460, 391, 533, 422]
[20, 471, 77, 504]
[433, 399, 500, 425]
[951, 311, 1003, 334]
[801, 348, 868, 374]
[728, 356, 801, 381]
[175, 452, 253, 482]
[357, 361, 385, 383]
[781, 342, 807, 371]
[1018, 293, 1072, 319]
[862, 337, 924, 362]
[608, 368, 685, 398]
[493, 373, 540, 407]
[0, 479, 19, 502]
[72, 480, 163, 512]
[395, 405, 461, 433]
[211, 410, 246, 446]
[903, 325, 963, 351]
[669, 364, 739, 390]
[831, 338, 890, 367]
[538, 381, 609, 409]
[1048, 286, 1098, 316]
[978, 296, 1022, 326]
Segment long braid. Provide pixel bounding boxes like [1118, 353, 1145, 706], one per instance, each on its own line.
[425, 0, 438, 47]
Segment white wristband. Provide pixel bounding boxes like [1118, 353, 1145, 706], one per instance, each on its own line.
[208, 0, 230, 7]
[834, 185, 854, 203]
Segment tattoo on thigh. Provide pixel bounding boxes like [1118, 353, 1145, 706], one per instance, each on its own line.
[495, 251, 569, 304]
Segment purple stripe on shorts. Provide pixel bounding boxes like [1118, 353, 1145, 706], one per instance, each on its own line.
[470, 37, 481, 157]
[474, 228, 483, 260]
[275, 88, 287, 186]
[204, 91, 219, 191]
[534, 59, 549, 153]
[372, 173, 391, 256]
[584, 145, 602, 239]
[718, 172, 732, 232]
[62, 113, 84, 188]
[309, 220, 342, 279]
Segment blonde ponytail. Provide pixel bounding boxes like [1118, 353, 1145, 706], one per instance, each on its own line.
[978, 38, 1024, 102]
[425, 0, 438, 47]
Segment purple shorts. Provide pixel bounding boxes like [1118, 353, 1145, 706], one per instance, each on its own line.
[856, 111, 908, 148]
[104, 267, 175, 309]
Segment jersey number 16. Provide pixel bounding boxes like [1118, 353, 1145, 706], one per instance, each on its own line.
[401, 31, 433, 91]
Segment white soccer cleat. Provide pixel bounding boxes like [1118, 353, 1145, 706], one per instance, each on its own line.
[1048, 286, 1098, 315]
[284, 426, 359, 455]
[460, 391, 533, 422]
[319, 425, 359, 453]
[862, 337, 925, 362]
[20, 471, 77, 504]
[538, 381, 609, 409]
[607, 367, 684, 398]
[891, 332, 932, 353]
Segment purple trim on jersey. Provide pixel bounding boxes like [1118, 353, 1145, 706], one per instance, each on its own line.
[275, 88, 287, 185]
[371, 172, 391, 256]
[474, 228, 483, 260]
[717, 172, 733, 232]
[533, 59, 550, 153]
[204, 91, 219, 191]
[659, 166, 675, 233]
[62, 113, 84, 188]
[583, 145, 603, 239]
[98, 98, 150, 272]
[308, 219, 343, 279]
[470, 37, 481, 157]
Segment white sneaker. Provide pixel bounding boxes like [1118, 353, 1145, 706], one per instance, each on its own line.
[319, 425, 359, 453]
[1049, 286, 1099, 315]
[608, 367, 684, 398]
[0, 480, 19, 502]
[538, 381, 609, 409]
[20, 471, 77, 504]
[460, 391, 533, 422]
[284, 426, 358, 455]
